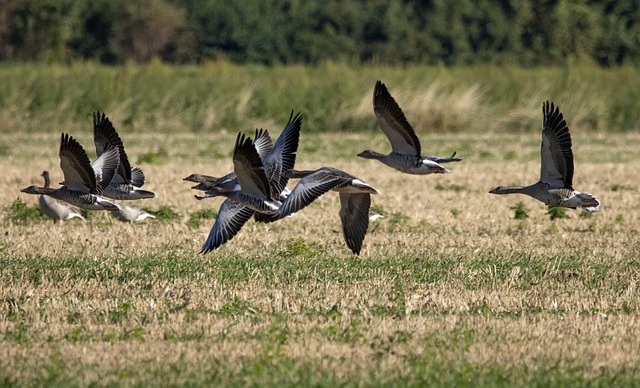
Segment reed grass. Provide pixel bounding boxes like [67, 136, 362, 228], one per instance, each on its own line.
[1, 61, 639, 137]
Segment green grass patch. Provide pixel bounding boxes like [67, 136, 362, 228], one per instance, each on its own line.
[4, 199, 47, 224]
[186, 208, 217, 229]
[144, 205, 181, 223]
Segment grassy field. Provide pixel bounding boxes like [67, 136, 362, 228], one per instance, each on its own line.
[1, 63, 640, 385]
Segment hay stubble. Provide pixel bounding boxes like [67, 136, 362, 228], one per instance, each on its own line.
[1, 130, 639, 385]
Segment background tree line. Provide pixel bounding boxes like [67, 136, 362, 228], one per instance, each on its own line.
[0, 0, 638, 66]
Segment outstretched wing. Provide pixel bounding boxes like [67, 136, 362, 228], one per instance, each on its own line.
[93, 112, 132, 183]
[253, 128, 273, 161]
[263, 111, 303, 197]
[59, 133, 97, 193]
[91, 146, 120, 194]
[233, 132, 272, 199]
[339, 193, 371, 255]
[373, 80, 421, 156]
[277, 168, 345, 218]
[200, 198, 254, 254]
[540, 101, 574, 189]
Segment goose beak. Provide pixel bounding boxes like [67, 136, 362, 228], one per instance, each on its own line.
[489, 187, 498, 194]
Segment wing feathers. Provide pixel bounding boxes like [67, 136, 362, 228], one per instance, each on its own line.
[540, 101, 574, 189]
[233, 133, 272, 198]
[200, 198, 254, 254]
[373, 80, 422, 156]
[59, 133, 97, 193]
[339, 193, 371, 255]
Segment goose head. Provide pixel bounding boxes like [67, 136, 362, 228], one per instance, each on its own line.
[21, 185, 53, 195]
[357, 150, 384, 160]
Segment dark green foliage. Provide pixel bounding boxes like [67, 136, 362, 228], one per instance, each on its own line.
[144, 205, 180, 223]
[186, 208, 217, 229]
[282, 238, 319, 258]
[5, 199, 47, 224]
[136, 148, 168, 165]
[547, 207, 569, 220]
[511, 202, 529, 220]
[2, 0, 640, 66]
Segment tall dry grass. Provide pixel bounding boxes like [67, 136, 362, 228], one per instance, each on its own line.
[1, 61, 640, 139]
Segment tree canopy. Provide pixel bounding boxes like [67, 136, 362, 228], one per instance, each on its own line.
[1, 0, 638, 66]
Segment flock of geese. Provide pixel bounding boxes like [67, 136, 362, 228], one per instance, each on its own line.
[20, 80, 601, 255]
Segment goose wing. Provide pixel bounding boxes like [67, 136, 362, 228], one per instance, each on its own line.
[277, 168, 346, 218]
[59, 133, 97, 193]
[93, 112, 132, 183]
[373, 80, 421, 156]
[338, 192, 371, 255]
[200, 198, 254, 254]
[131, 167, 146, 188]
[91, 146, 120, 194]
[539, 101, 574, 189]
[253, 128, 273, 161]
[233, 133, 272, 198]
[262, 111, 303, 197]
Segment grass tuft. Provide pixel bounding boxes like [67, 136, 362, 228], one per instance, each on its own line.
[511, 202, 529, 220]
[186, 209, 218, 229]
[5, 199, 47, 224]
[137, 148, 168, 165]
[144, 205, 181, 223]
[547, 207, 569, 220]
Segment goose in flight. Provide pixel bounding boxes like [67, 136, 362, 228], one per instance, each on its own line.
[93, 112, 156, 200]
[200, 133, 281, 254]
[37, 171, 86, 222]
[200, 112, 303, 254]
[489, 101, 600, 211]
[357, 80, 462, 174]
[110, 202, 156, 222]
[21, 133, 120, 211]
[184, 128, 274, 197]
[277, 167, 380, 255]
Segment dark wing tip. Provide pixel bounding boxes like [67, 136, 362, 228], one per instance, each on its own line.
[93, 111, 107, 127]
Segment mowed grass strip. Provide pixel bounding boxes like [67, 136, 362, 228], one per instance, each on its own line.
[1, 248, 639, 385]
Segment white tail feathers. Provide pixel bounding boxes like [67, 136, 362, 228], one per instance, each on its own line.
[576, 192, 601, 212]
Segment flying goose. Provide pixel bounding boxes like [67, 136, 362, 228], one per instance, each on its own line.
[358, 80, 462, 174]
[110, 202, 156, 222]
[277, 167, 380, 255]
[183, 173, 223, 192]
[200, 133, 280, 254]
[93, 112, 156, 200]
[200, 112, 303, 254]
[37, 171, 86, 222]
[184, 128, 274, 195]
[489, 101, 600, 211]
[21, 133, 120, 211]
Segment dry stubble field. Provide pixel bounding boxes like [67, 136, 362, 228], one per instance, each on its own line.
[1, 127, 639, 386]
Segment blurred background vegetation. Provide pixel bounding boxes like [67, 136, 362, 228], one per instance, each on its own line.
[0, 0, 639, 134]
[1, 0, 639, 66]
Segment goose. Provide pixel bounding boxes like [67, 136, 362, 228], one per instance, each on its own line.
[93, 112, 157, 200]
[368, 210, 385, 222]
[200, 112, 303, 254]
[489, 101, 600, 211]
[276, 167, 380, 255]
[357, 80, 462, 174]
[21, 133, 120, 211]
[184, 128, 274, 194]
[110, 202, 156, 222]
[183, 173, 223, 192]
[37, 171, 86, 222]
[200, 133, 280, 254]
